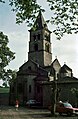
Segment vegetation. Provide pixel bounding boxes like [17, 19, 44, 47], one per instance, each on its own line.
[0, 32, 15, 87]
[71, 88, 78, 107]
[0, 0, 77, 40]
[0, 86, 9, 93]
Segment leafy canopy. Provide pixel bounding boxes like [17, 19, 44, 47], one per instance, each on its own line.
[9, 0, 78, 40]
[71, 88, 78, 98]
[0, 0, 5, 3]
[0, 32, 15, 86]
[0, 0, 78, 39]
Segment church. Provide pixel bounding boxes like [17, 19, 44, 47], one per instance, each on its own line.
[9, 11, 78, 107]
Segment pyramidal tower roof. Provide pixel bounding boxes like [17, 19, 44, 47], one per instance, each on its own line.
[31, 11, 48, 30]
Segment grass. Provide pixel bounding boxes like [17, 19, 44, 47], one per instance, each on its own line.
[0, 87, 10, 93]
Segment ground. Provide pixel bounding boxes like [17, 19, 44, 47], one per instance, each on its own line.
[0, 106, 78, 119]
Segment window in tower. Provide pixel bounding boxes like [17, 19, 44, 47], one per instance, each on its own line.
[11, 86, 14, 93]
[28, 66, 31, 70]
[37, 34, 40, 40]
[34, 43, 38, 51]
[44, 34, 47, 40]
[44, 32, 50, 41]
[33, 35, 36, 41]
[45, 43, 49, 52]
[44, 34, 49, 40]
[29, 85, 31, 93]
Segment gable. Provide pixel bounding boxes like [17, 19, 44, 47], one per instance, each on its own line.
[62, 64, 72, 71]
[18, 59, 48, 77]
[19, 60, 37, 72]
[59, 64, 72, 77]
[52, 58, 61, 72]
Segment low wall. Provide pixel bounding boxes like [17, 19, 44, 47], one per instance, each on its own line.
[0, 93, 9, 105]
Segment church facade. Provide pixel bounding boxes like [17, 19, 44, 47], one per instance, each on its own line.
[9, 11, 78, 107]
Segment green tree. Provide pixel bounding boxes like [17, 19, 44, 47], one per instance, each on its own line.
[0, 32, 15, 86]
[0, 0, 78, 39]
[71, 88, 78, 107]
[0, 0, 5, 3]
[2, 69, 17, 87]
[9, 70, 17, 85]
[8, 0, 78, 40]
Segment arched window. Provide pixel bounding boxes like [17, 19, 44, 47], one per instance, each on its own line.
[37, 34, 40, 40]
[44, 33, 50, 41]
[45, 43, 49, 52]
[34, 43, 38, 51]
[33, 35, 36, 41]
[29, 85, 31, 93]
[28, 66, 31, 70]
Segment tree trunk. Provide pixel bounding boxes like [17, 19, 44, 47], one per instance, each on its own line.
[51, 81, 57, 115]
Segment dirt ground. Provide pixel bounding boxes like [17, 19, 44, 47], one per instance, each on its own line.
[0, 106, 78, 119]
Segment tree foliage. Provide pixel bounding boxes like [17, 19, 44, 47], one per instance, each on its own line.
[0, 0, 78, 39]
[47, 0, 78, 39]
[2, 69, 17, 87]
[71, 88, 78, 98]
[0, 0, 5, 3]
[8, 0, 78, 40]
[0, 32, 15, 86]
[71, 88, 78, 107]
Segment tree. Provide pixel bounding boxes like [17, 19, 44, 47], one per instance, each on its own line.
[2, 69, 17, 87]
[71, 88, 78, 107]
[0, 0, 5, 3]
[7, 0, 78, 40]
[0, 32, 15, 86]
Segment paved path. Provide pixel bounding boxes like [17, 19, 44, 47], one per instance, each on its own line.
[0, 106, 78, 119]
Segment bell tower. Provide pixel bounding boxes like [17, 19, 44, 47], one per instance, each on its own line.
[28, 11, 52, 67]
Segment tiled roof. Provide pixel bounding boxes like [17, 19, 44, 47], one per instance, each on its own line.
[30, 11, 51, 32]
[60, 64, 72, 73]
[58, 76, 78, 83]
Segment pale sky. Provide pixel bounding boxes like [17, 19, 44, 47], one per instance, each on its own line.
[0, 0, 78, 78]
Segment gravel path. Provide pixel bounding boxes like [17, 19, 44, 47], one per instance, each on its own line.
[0, 106, 78, 119]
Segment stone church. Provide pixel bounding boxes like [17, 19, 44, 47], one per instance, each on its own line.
[9, 11, 78, 107]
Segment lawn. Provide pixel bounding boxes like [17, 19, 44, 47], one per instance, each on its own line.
[0, 87, 9, 93]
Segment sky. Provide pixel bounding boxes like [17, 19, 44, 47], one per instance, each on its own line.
[0, 0, 78, 79]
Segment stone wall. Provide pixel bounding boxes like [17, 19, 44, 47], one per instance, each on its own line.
[0, 93, 9, 105]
